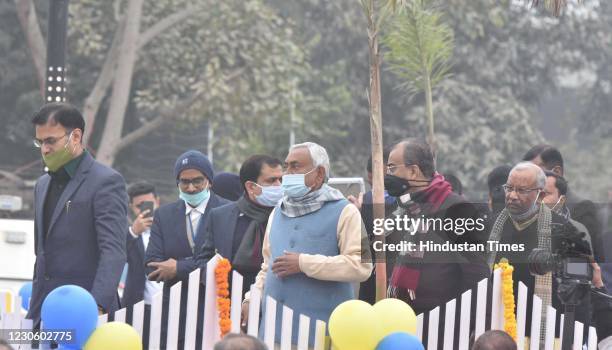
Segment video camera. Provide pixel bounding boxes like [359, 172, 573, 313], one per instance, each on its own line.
[527, 221, 592, 284]
[527, 221, 594, 350]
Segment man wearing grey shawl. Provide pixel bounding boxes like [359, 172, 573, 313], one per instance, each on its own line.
[242, 142, 372, 347]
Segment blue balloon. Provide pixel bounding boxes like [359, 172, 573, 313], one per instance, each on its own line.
[376, 332, 424, 350]
[41, 285, 98, 349]
[18, 282, 32, 311]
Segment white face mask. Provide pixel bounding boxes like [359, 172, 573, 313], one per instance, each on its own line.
[549, 195, 565, 212]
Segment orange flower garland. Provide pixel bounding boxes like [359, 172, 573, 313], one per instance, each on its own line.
[215, 258, 232, 338]
[495, 259, 517, 340]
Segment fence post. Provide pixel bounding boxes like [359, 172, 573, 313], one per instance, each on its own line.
[184, 268, 201, 350]
[587, 326, 597, 350]
[529, 295, 542, 350]
[574, 321, 584, 350]
[314, 320, 326, 350]
[443, 299, 456, 350]
[427, 306, 440, 350]
[475, 278, 488, 339]
[230, 271, 244, 334]
[297, 314, 310, 350]
[458, 290, 471, 350]
[517, 282, 528, 350]
[491, 269, 503, 330]
[114, 307, 126, 323]
[544, 306, 556, 350]
[97, 313, 108, 327]
[264, 296, 277, 349]
[416, 313, 424, 342]
[149, 291, 163, 349]
[166, 281, 182, 349]
[132, 300, 145, 341]
[280, 305, 294, 350]
[203, 255, 222, 349]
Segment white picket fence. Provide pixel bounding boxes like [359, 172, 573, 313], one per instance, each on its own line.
[0, 265, 600, 350]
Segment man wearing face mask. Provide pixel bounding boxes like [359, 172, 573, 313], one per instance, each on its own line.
[383, 139, 489, 318]
[541, 170, 595, 257]
[145, 150, 228, 349]
[488, 162, 592, 341]
[195, 155, 283, 298]
[27, 103, 128, 326]
[242, 142, 372, 347]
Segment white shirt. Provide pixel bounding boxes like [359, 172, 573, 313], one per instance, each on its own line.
[129, 227, 163, 304]
[184, 197, 209, 238]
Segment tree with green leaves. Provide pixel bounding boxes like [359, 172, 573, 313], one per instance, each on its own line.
[384, 0, 454, 159]
[14, 0, 308, 168]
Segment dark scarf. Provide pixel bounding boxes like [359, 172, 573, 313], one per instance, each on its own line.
[233, 196, 274, 272]
[389, 173, 453, 299]
[397, 173, 453, 216]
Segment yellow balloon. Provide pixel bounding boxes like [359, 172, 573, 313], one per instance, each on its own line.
[373, 298, 418, 337]
[84, 322, 142, 350]
[328, 300, 384, 350]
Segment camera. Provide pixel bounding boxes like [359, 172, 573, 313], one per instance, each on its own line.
[527, 221, 594, 350]
[527, 221, 592, 284]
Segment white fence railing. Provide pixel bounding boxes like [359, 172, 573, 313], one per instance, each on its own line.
[0, 264, 600, 350]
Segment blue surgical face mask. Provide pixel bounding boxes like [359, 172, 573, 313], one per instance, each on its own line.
[179, 187, 210, 207]
[282, 167, 316, 199]
[254, 184, 283, 207]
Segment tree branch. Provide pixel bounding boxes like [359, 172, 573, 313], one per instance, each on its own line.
[14, 0, 46, 98]
[136, 6, 202, 50]
[113, 91, 205, 153]
[0, 170, 25, 185]
[83, 16, 127, 143]
[113, 67, 245, 154]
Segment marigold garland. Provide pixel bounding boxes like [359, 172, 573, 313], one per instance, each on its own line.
[215, 258, 232, 338]
[495, 259, 517, 340]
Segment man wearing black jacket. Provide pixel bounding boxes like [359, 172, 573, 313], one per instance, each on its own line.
[523, 145, 604, 262]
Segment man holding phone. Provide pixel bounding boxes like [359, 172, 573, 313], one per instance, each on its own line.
[123, 181, 162, 349]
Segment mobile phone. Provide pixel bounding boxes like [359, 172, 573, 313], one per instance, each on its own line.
[138, 201, 154, 218]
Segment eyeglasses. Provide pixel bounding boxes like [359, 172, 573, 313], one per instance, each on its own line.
[386, 163, 413, 174]
[502, 184, 540, 196]
[33, 132, 70, 148]
[178, 177, 207, 188]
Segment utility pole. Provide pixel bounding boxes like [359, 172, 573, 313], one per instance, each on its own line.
[289, 79, 297, 148]
[45, 0, 69, 103]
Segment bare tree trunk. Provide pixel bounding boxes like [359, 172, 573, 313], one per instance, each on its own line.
[82, 6, 199, 147]
[14, 0, 46, 98]
[96, 0, 144, 166]
[82, 18, 126, 143]
[424, 74, 436, 165]
[366, 0, 387, 303]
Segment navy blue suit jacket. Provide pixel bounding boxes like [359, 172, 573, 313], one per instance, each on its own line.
[122, 233, 146, 307]
[145, 194, 229, 286]
[195, 201, 241, 266]
[27, 152, 128, 323]
[144, 194, 228, 348]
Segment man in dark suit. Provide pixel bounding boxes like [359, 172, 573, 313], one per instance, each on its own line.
[523, 144, 604, 262]
[27, 103, 128, 325]
[195, 154, 283, 296]
[123, 181, 162, 349]
[145, 150, 228, 349]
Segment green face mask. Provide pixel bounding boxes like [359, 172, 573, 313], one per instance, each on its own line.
[43, 133, 74, 172]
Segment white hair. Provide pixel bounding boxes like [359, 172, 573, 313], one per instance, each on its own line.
[510, 161, 546, 189]
[290, 142, 331, 182]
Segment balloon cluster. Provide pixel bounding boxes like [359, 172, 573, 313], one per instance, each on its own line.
[328, 298, 423, 350]
[36, 284, 141, 350]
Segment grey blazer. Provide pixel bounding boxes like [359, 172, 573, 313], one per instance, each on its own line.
[26, 152, 128, 324]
